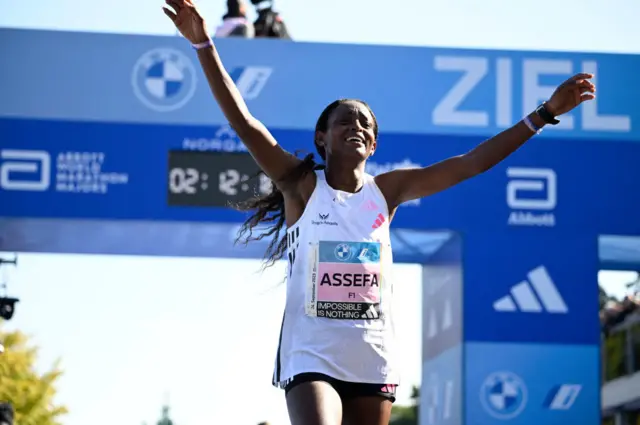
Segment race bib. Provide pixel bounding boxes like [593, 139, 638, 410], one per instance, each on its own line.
[306, 241, 383, 320]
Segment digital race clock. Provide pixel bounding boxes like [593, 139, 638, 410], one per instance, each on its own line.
[167, 150, 272, 207]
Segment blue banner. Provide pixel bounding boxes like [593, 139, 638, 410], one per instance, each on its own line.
[1, 118, 639, 236]
[463, 231, 600, 345]
[465, 343, 600, 425]
[0, 28, 637, 141]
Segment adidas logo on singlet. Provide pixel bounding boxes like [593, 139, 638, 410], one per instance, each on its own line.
[371, 213, 386, 229]
[361, 305, 380, 319]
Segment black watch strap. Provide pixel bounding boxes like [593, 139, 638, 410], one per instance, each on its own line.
[536, 103, 560, 125]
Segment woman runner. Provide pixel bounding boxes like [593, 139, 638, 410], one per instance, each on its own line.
[163, 1, 596, 424]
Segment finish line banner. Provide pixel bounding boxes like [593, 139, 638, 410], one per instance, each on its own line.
[1, 117, 639, 236]
[0, 28, 637, 141]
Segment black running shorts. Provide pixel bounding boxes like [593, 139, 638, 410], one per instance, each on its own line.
[284, 372, 397, 403]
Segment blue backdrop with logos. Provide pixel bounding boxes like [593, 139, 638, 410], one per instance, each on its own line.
[1, 28, 639, 425]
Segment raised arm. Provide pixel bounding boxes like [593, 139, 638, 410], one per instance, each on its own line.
[375, 73, 596, 210]
[163, 0, 300, 185]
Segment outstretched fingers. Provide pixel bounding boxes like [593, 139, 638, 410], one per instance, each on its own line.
[569, 72, 594, 82]
[561, 76, 596, 105]
[165, 0, 181, 12]
[163, 6, 177, 21]
[580, 91, 596, 102]
[578, 80, 596, 93]
[574, 79, 596, 103]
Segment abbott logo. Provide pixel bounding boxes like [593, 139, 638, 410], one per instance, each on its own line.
[0, 150, 51, 191]
[493, 266, 568, 314]
[506, 167, 556, 227]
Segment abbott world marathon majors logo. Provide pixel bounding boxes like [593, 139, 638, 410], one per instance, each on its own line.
[480, 371, 528, 419]
[132, 48, 197, 112]
[0, 149, 128, 194]
[506, 167, 556, 227]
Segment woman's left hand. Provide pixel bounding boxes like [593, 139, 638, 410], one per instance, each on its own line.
[545, 73, 596, 116]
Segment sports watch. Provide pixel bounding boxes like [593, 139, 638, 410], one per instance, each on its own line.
[536, 103, 560, 125]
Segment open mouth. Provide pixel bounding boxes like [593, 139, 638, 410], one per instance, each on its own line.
[346, 136, 365, 146]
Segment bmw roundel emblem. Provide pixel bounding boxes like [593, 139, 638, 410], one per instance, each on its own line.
[132, 47, 197, 112]
[334, 243, 353, 262]
[480, 371, 527, 419]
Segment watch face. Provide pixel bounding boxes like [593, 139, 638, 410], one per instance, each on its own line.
[167, 150, 272, 207]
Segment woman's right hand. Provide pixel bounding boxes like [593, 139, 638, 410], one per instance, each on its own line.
[163, 0, 211, 44]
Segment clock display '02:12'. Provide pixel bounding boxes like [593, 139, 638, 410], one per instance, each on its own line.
[166, 150, 272, 208]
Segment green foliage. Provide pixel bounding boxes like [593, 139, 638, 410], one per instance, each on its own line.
[599, 285, 617, 310]
[391, 385, 419, 425]
[0, 321, 67, 425]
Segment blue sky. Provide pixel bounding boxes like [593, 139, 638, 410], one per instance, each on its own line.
[2, 1, 639, 425]
[3, 0, 640, 54]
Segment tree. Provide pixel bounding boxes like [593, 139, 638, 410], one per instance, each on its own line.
[0, 321, 67, 425]
[390, 386, 419, 425]
[156, 404, 174, 425]
[599, 285, 618, 310]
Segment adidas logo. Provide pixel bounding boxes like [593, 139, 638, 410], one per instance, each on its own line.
[493, 266, 568, 314]
[361, 305, 380, 319]
[371, 213, 386, 229]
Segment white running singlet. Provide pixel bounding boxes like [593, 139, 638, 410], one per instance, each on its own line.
[272, 170, 400, 388]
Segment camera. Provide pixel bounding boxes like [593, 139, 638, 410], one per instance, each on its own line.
[250, 0, 291, 39]
[0, 297, 18, 321]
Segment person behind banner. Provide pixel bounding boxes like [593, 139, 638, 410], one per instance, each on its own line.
[162, 1, 596, 424]
[215, 0, 254, 38]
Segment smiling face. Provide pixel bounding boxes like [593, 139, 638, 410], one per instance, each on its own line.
[315, 100, 378, 163]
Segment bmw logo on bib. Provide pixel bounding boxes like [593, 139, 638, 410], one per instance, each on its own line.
[480, 371, 527, 419]
[334, 243, 353, 262]
[132, 48, 197, 112]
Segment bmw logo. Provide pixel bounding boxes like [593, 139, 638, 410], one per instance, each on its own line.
[132, 48, 197, 112]
[334, 243, 353, 262]
[480, 371, 527, 419]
